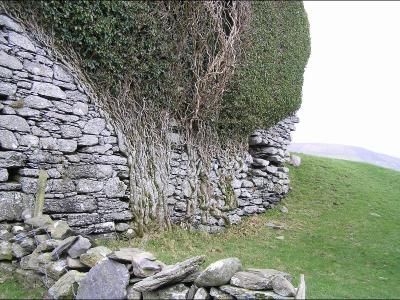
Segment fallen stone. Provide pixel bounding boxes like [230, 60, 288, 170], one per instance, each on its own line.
[115, 222, 129, 232]
[108, 247, 155, 263]
[266, 222, 284, 230]
[220, 285, 292, 300]
[0, 241, 12, 260]
[142, 283, 189, 300]
[76, 259, 129, 299]
[280, 206, 289, 213]
[19, 252, 39, 270]
[51, 236, 79, 260]
[25, 215, 54, 228]
[36, 239, 61, 253]
[48, 270, 86, 299]
[79, 246, 111, 267]
[0, 229, 13, 241]
[209, 287, 234, 300]
[271, 275, 296, 297]
[44, 259, 68, 280]
[12, 239, 34, 258]
[187, 284, 198, 300]
[127, 285, 142, 300]
[67, 256, 88, 270]
[48, 220, 72, 240]
[67, 236, 91, 258]
[289, 155, 301, 167]
[247, 268, 293, 285]
[230, 271, 271, 290]
[194, 287, 210, 300]
[133, 255, 205, 292]
[195, 257, 242, 287]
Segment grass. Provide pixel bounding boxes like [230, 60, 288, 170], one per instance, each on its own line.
[105, 155, 400, 299]
[0, 276, 45, 299]
[1, 155, 399, 299]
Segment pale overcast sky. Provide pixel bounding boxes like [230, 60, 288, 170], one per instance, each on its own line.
[292, 1, 400, 158]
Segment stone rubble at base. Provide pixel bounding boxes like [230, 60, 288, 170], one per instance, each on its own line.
[0, 213, 306, 300]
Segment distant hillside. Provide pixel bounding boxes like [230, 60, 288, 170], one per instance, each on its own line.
[289, 143, 400, 171]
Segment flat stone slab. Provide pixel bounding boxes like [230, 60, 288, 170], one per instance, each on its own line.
[230, 271, 271, 290]
[133, 255, 205, 292]
[76, 259, 129, 299]
[195, 257, 242, 287]
[220, 285, 293, 300]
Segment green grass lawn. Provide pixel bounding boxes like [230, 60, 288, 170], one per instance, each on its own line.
[1, 155, 399, 299]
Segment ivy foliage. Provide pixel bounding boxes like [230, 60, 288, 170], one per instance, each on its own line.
[5, 1, 310, 140]
[218, 1, 311, 137]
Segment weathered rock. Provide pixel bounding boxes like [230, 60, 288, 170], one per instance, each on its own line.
[142, 283, 189, 300]
[266, 222, 284, 230]
[45, 259, 68, 280]
[19, 251, 39, 270]
[126, 285, 142, 300]
[36, 239, 61, 253]
[24, 95, 53, 109]
[24, 60, 53, 77]
[194, 287, 210, 300]
[15, 269, 44, 289]
[133, 256, 205, 292]
[8, 31, 35, 51]
[0, 168, 8, 182]
[108, 247, 155, 263]
[271, 275, 296, 297]
[48, 220, 72, 240]
[32, 82, 66, 100]
[53, 64, 74, 82]
[0, 15, 23, 32]
[25, 215, 54, 228]
[220, 285, 292, 300]
[79, 246, 111, 267]
[230, 271, 272, 290]
[289, 155, 301, 167]
[247, 269, 293, 284]
[76, 179, 103, 193]
[0, 241, 12, 260]
[83, 118, 106, 135]
[0, 115, 30, 132]
[67, 256, 88, 270]
[115, 222, 129, 232]
[51, 236, 79, 260]
[67, 236, 91, 258]
[76, 259, 129, 299]
[210, 287, 234, 300]
[0, 82, 17, 95]
[0, 50, 23, 69]
[0, 229, 13, 241]
[0, 129, 19, 149]
[12, 239, 34, 258]
[72, 102, 88, 116]
[77, 134, 98, 146]
[195, 258, 242, 287]
[0, 192, 33, 221]
[48, 270, 86, 299]
[11, 225, 24, 234]
[103, 177, 127, 197]
[187, 284, 198, 300]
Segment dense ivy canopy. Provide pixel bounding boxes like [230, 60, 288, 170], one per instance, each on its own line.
[4, 1, 310, 140]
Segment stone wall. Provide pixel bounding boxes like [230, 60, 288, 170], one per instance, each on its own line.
[167, 116, 298, 233]
[0, 14, 299, 236]
[0, 14, 132, 235]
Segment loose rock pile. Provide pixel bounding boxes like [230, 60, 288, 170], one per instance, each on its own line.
[0, 213, 306, 299]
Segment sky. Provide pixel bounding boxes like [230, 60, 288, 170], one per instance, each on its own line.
[292, 1, 400, 158]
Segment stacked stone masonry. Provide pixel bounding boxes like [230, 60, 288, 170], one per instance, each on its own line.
[0, 14, 132, 235]
[0, 14, 299, 236]
[167, 116, 298, 233]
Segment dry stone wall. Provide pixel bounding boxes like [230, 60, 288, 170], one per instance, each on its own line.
[0, 14, 132, 236]
[0, 14, 299, 236]
[167, 116, 298, 233]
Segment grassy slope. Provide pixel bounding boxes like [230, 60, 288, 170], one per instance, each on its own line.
[1, 155, 399, 299]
